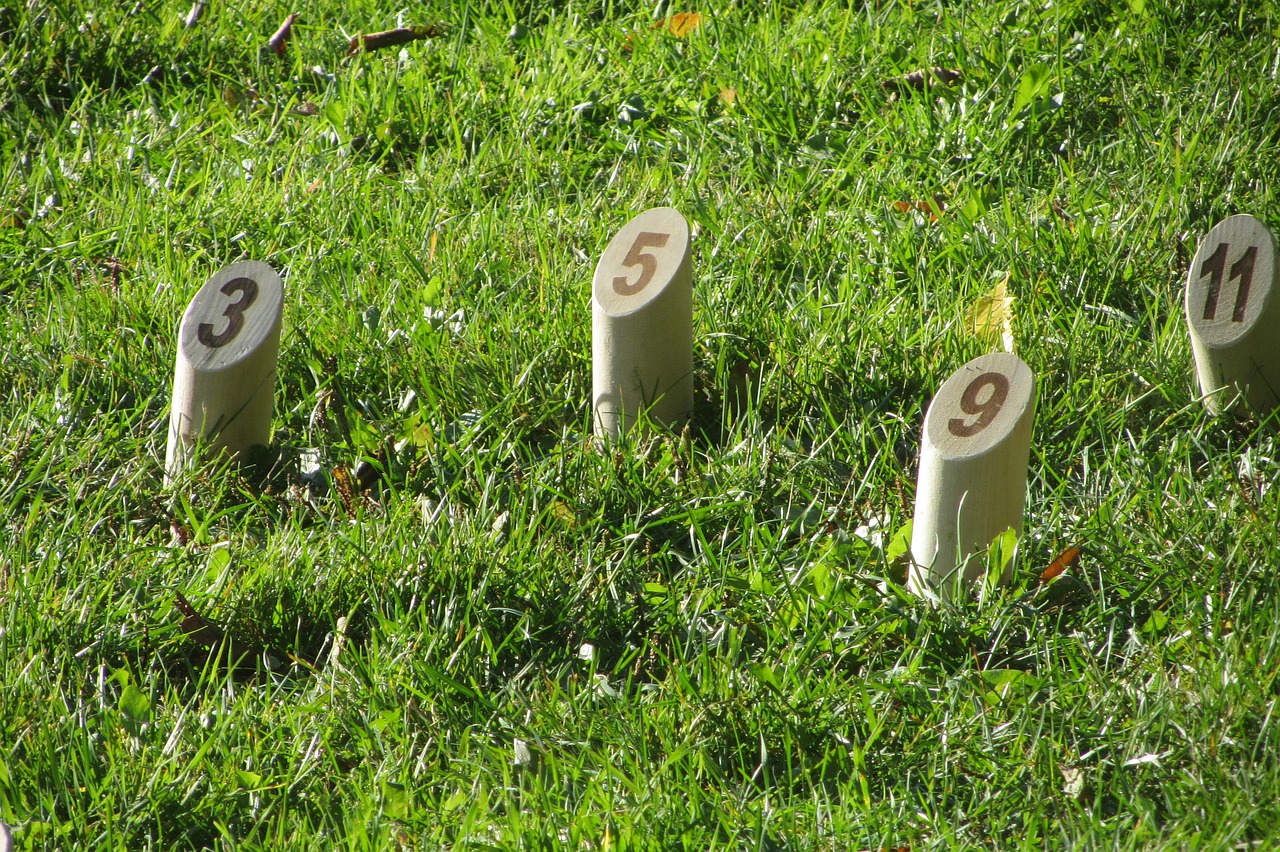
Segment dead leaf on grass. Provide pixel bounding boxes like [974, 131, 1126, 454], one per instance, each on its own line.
[268, 13, 299, 57]
[882, 67, 961, 95]
[224, 86, 260, 108]
[184, 0, 206, 29]
[967, 274, 1016, 353]
[173, 592, 266, 669]
[891, 197, 946, 221]
[1040, 545, 1082, 583]
[652, 11, 704, 37]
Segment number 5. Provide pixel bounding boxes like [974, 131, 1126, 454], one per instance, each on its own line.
[613, 232, 670, 296]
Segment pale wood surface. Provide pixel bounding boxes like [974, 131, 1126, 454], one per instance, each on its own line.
[909, 352, 1037, 598]
[165, 261, 284, 479]
[1185, 213, 1280, 414]
[592, 207, 693, 437]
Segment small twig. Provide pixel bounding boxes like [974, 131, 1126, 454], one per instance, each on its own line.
[268, 13, 299, 57]
[346, 24, 444, 57]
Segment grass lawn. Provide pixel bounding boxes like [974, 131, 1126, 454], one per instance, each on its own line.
[3, 0, 1280, 848]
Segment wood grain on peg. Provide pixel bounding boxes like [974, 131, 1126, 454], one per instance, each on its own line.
[592, 207, 693, 438]
[1185, 214, 1280, 415]
[165, 261, 284, 481]
[909, 352, 1037, 598]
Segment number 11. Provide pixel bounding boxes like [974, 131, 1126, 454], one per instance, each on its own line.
[1201, 242, 1257, 323]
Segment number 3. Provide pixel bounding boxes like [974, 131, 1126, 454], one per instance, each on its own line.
[948, 371, 1010, 437]
[198, 277, 259, 348]
[613, 232, 670, 296]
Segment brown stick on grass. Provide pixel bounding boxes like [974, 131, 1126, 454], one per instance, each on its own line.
[268, 13, 299, 57]
[346, 24, 443, 57]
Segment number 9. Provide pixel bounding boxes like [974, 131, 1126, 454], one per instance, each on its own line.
[947, 371, 1010, 438]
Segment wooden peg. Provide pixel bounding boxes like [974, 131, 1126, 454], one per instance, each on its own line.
[1185, 213, 1280, 415]
[592, 207, 694, 438]
[165, 261, 284, 481]
[909, 352, 1037, 598]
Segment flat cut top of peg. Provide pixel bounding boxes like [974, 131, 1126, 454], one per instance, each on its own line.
[923, 352, 1036, 460]
[592, 207, 690, 318]
[1184, 213, 1276, 348]
[178, 261, 284, 372]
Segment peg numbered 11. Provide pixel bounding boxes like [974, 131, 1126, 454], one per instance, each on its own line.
[592, 207, 693, 438]
[166, 261, 284, 481]
[1185, 214, 1280, 415]
[909, 352, 1037, 598]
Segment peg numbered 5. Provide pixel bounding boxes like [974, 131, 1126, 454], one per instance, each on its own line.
[591, 207, 694, 438]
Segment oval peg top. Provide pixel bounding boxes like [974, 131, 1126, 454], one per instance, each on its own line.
[1185, 213, 1277, 348]
[923, 352, 1036, 461]
[178, 261, 285, 373]
[592, 207, 691, 318]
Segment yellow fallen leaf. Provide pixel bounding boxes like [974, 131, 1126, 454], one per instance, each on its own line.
[550, 499, 576, 529]
[969, 274, 1016, 352]
[719, 86, 737, 105]
[653, 11, 703, 37]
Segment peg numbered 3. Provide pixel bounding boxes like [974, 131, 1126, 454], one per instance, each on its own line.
[166, 261, 284, 481]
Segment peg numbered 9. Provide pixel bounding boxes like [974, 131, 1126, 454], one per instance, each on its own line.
[1185, 214, 1280, 415]
[910, 352, 1037, 598]
[592, 207, 693, 438]
[166, 261, 285, 481]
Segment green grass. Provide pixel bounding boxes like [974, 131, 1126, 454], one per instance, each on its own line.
[4, 0, 1280, 848]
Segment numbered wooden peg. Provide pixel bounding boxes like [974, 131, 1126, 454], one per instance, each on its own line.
[909, 352, 1037, 598]
[592, 207, 694, 438]
[165, 261, 285, 481]
[1185, 214, 1280, 415]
